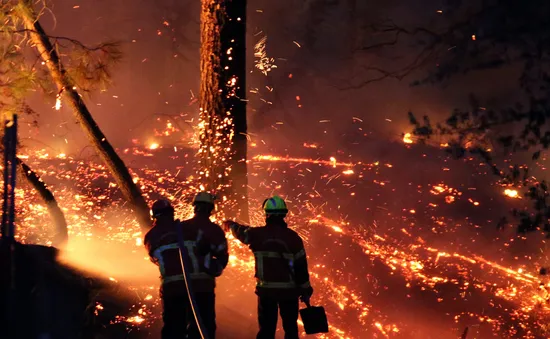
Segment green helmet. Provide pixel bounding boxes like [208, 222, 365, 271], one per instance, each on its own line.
[262, 196, 288, 215]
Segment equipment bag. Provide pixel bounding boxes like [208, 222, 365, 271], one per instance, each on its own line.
[299, 301, 329, 335]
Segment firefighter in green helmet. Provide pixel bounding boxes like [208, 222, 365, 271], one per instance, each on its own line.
[223, 196, 314, 339]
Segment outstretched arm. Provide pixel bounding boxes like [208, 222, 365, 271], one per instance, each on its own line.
[223, 220, 252, 245]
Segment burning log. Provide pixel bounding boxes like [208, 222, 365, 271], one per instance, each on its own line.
[0, 118, 67, 246]
[17, 158, 68, 247]
[15, 0, 151, 231]
[199, 0, 249, 222]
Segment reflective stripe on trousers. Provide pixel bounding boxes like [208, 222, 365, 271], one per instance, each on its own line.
[256, 280, 297, 289]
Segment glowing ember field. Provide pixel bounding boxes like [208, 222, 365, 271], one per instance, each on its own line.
[12, 142, 550, 338]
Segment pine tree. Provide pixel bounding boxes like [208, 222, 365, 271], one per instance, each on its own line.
[364, 0, 550, 234]
[0, 2, 68, 245]
[15, 0, 152, 231]
[199, 0, 249, 222]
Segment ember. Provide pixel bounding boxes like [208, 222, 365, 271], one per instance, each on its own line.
[4, 1, 549, 338]
[504, 189, 520, 199]
[13, 142, 550, 338]
[403, 133, 413, 144]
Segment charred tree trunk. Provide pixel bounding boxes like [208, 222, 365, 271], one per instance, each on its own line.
[17, 158, 68, 247]
[16, 1, 151, 231]
[199, 0, 249, 222]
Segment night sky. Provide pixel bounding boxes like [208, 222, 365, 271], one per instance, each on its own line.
[25, 0, 518, 154]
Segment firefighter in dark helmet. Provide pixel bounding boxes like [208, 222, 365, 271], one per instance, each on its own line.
[223, 196, 313, 339]
[144, 193, 228, 339]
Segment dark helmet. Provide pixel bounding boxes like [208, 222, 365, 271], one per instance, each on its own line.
[192, 192, 216, 215]
[151, 199, 174, 218]
[192, 192, 216, 206]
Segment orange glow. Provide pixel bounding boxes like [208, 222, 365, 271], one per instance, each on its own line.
[504, 189, 519, 199]
[15, 144, 549, 337]
[55, 96, 62, 110]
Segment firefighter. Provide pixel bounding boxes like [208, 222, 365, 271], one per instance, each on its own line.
[223, 196, 314, 339]
[144, 193, 228, 339]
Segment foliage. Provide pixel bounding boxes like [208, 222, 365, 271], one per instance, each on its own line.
[0, 1, 122, 120]
[64, 40, 122, 93]
[394, 0, 550, 234]
[0, 2, 39, 119]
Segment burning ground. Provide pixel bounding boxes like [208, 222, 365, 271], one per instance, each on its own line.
[11, 132, 550, 339]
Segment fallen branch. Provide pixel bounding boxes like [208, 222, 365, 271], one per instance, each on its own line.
[17, 157, 68, 246]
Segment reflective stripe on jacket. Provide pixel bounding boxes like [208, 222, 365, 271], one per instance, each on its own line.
[230, 219, 311, 298]
[144, 216, 228, 296]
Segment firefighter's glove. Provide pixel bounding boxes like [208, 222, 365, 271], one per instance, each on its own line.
[300, 286, 314, 304]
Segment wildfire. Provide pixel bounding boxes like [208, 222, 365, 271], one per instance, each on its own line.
[12, 144, 550, 338]
[403, 133, 413, 144]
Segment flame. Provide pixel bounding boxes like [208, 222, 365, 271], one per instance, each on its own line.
[504, 189, 519, 199]
[11, 146, 550, 337]
[55, 96, 62, 110]
[126, 315, 145, 324]
[403, 133, 413, 144]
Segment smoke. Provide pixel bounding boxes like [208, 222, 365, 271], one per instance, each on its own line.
[19, 0, 521, 157]
[10, 0, 548, 337]
[58, 235, 158, 286]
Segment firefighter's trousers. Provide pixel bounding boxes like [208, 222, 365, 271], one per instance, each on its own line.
[256, 295, 299, 339]
[161, 292, 216, 339]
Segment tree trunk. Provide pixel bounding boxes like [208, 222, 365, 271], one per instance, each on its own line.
[17, 158, 68, 247]
[16, 1, 151, 231]
[199, 0, 249, 222]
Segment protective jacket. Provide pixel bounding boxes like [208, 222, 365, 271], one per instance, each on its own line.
[144, 216, 229, 296]
[230, 219, 312, 299]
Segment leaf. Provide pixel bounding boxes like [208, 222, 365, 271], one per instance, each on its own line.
[408, 112, 418, 126]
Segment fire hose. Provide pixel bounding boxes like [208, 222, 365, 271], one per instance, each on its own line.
[176, 222, 209, 339]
